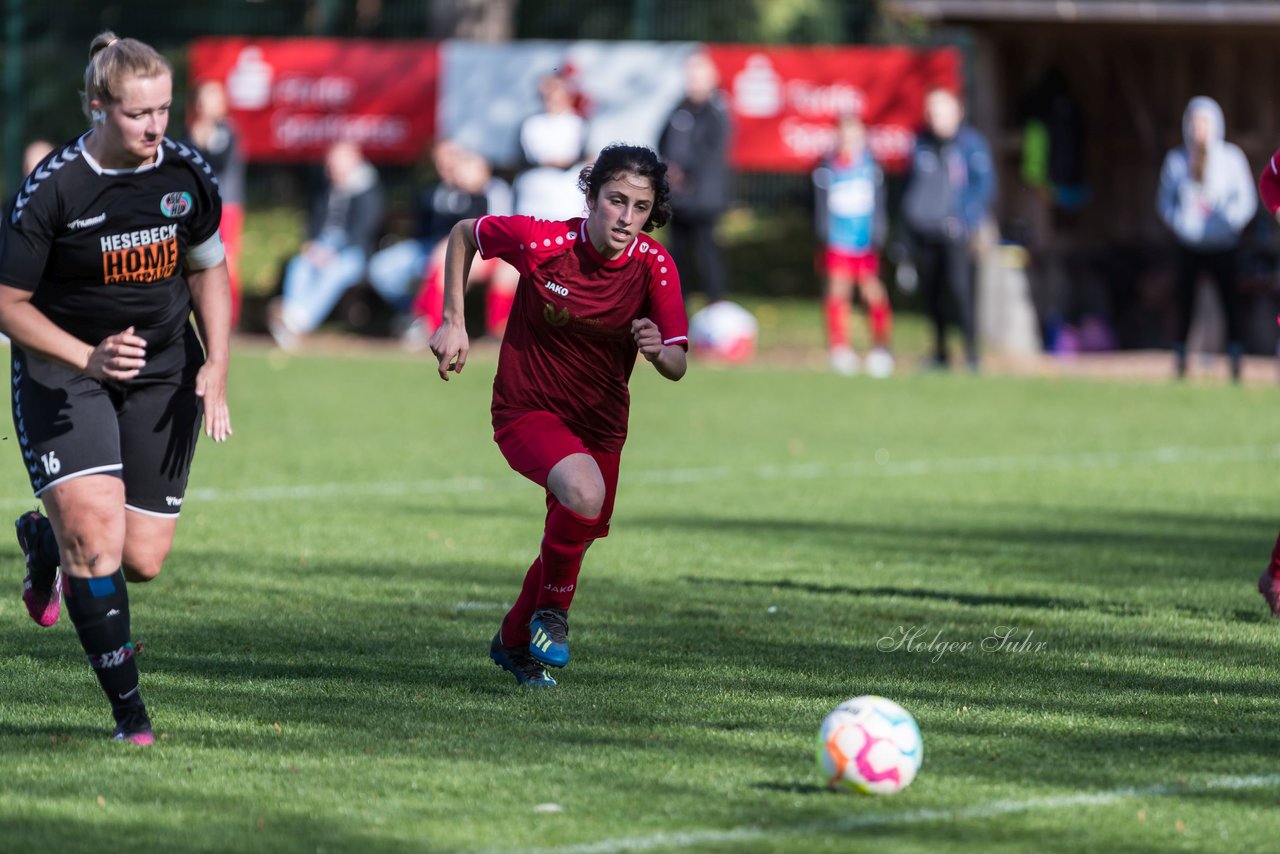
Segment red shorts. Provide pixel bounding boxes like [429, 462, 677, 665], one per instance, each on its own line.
[493, 410, 620, 538]
[823, 248, 878, 280]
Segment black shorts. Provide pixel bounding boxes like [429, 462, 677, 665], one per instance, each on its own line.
[10, 328, 204, 517]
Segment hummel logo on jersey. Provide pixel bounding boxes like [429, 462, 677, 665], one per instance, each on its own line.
[544, 281, 570, 297]
[67, 212, 106, 230]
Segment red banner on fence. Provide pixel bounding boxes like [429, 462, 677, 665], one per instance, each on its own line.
[189, 38, 439, 164]
[706, 46, 961, 173]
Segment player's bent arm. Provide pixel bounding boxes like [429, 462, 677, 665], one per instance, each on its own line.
[631, 317, 686, 381]
[1259, 151, 1280, 220]
[650, 344, 687, 382]
[428, 219, 479, 380]
[187, 260, 233, 366]
[0, 283, 95, 372]
[187, 260, 234, 441]
[441, 219, 479, 329]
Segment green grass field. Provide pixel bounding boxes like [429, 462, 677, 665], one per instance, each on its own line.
[2, 339, 1280, 853]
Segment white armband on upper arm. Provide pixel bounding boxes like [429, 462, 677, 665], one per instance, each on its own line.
[186, 232, 226, 270]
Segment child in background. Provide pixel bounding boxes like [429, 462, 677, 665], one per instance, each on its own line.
[813, 112, 893, 377]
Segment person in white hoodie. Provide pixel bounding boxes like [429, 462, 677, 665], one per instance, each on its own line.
[1156, 96, 1256, 381]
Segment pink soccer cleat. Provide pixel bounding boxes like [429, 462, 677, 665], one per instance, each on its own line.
[15, 510, 61, 627]
[112, 705, 154, 746]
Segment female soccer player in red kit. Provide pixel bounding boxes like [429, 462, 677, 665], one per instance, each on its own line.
[1255, 152, 1280, 616]
[429, 144, 688, 685]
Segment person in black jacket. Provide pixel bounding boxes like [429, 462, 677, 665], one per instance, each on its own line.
[659, 49, 732, 302]
[901, 89, 995, 371]
[269, 140, 383, 350]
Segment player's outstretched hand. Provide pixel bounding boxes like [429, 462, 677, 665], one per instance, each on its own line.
[631, 318, 664, 361]
[86, 326, 147, 381]
[195, 358, 233, 443]
[429, 322, 469, 381]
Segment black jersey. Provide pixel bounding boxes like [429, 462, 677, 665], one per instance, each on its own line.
[0, 135, 222, 371]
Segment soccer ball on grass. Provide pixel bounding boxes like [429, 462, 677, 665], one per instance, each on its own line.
[817, 695, 922, 794]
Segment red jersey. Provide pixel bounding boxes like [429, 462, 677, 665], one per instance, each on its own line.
[475, 215, 688, 453]
[1260, 149, 1280, 217]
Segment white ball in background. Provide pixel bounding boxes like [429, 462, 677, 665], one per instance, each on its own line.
[688, 301, 758, 363]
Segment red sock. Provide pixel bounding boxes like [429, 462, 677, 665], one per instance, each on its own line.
[1268, 533, 1280, 579]
[825, 296, 849, 349]
[413, 265, 444, 331]
[486, 288, 515, 338]
[869, 300, 892, 348]
[534, 501, 600, 611]
[499, 502, 601, 642]
[500, 557, 542, 645]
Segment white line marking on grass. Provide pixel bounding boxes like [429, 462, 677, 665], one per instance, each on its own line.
[501, 773, 1280, 854]
[4, 444, 1275, 510]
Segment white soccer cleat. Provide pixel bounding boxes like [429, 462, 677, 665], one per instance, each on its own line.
[865, 348, 895, 379]
[829, 346, 859, 376]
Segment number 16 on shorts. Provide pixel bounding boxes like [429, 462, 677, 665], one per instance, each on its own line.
[41, 452, 61, 476]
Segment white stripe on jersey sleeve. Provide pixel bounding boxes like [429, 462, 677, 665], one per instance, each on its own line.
[473, 216, 491, 258]
[187, 232, 227, 270]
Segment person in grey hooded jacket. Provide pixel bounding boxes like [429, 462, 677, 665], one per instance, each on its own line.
[901, 88, 995, 372]
[1156, 96, 1256, 381]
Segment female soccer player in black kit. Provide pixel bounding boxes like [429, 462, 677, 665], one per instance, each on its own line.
[0, 32, 233, 744]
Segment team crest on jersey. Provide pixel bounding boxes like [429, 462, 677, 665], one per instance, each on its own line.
[543, 303, 571, 327]
[160, 191, 193, 218]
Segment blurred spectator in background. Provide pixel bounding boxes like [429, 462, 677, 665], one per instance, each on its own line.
[659, 49, 732, 303]
[901, 88, 995, 372]
[513, 70, 589, 221]
[368, 140, 514, 347]
[0, 141, 53, 345]
[269, 140, 383, 350]
[365, 139, 459, 324]
[185, 79, 245, 328]
[812, 112, 893, 378]
[407, 145, 518, 346]
[22, 139, 54, 176]
[1156, 96, 1256, 382]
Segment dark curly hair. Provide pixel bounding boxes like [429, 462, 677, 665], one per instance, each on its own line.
[577, 144, 672, 232]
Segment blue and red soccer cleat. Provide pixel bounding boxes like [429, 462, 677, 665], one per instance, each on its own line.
[489, 632, 556, 686]
[529, 608, 570, 668]
[16, 510, 61, 628]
